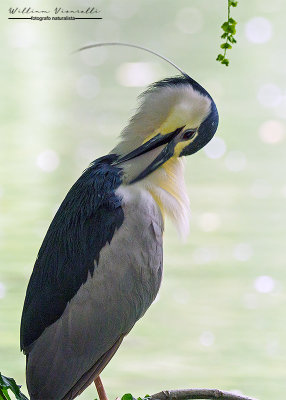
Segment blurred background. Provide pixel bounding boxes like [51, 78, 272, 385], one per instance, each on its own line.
[1, 0, 286, 399]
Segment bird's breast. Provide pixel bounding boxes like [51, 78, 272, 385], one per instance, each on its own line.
[77, 184, 164, 326]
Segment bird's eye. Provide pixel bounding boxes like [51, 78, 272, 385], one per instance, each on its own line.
[183, 129, 197, 141]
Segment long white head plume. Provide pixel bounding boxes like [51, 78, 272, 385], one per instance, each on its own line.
[75, 42, 187, 76]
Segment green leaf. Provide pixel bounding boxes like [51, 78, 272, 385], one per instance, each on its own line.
[221, 24, 236, 34]
[229, 0, 238, 7]
[221, 22, 229, 31]
[0, 387, 12, 400]
[221, 32, 228, 39]
[0, 374, 28, 400]
[121, 394, 136, 400]
[229, 36, 237, 43]
[229, 17, 237, 25]
[216, 54, 224, 61]
[228, 25, 236, 34]
[221, 58, 230, 66]
[220, 43, 232, 49]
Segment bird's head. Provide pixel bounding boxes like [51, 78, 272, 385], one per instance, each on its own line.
[112, 75, 219, 184]
[77, 43, 218, 236]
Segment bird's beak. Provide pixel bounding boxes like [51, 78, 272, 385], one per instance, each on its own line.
[113, 127, 183, 184]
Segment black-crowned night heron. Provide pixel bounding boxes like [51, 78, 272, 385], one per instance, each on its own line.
[20, 44, 219, 400]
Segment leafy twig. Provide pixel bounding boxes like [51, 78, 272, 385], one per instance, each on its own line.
[217, 0, 238, 66]
[0, 386, 10, 400]
[0, 374, 28, 400]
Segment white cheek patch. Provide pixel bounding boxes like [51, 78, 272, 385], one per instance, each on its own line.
[173, 96, 211, 127]
[158, 90, 211, 134]
[170, 102, 192, 127]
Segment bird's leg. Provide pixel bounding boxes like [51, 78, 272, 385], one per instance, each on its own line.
[94, 375, 109, 400]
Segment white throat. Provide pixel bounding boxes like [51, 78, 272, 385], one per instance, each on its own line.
[131, 157, 190, 239]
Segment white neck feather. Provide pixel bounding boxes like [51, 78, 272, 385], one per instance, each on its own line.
[136, 157, 190, 239]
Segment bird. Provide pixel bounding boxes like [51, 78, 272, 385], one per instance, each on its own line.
[20, 43, 219, 400]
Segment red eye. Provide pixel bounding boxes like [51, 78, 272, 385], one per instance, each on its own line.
[183, 129, 196, 140]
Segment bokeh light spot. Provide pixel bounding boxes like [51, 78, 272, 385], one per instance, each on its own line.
[199, 331, 215, 347]
[204, 137, 226, 159]
[254, 275, 275, 293]
[116, 62, 157, 87]
[259, 120, 285, 144]
[9, 22, 36, 48]
[245, 17, 272, 43]
[36, 150, 60, 172]
[198, 212, 221, 232]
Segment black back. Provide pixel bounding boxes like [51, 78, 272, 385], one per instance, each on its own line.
[20, 155, 124, 350]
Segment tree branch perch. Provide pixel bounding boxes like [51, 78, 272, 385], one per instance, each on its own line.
[149, 388, 258, 400]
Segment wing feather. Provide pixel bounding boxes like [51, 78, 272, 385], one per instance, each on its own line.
[21, 158, 163, 400]
[63, 335, 124, 400]
[21, 155, 124, 350]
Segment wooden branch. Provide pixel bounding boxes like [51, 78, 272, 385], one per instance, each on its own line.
[149, 388, 258, 400]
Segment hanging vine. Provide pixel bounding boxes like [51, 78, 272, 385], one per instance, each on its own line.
[217, 0, 238, 66]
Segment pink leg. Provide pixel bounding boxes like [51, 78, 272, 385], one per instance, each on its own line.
[94, 375, 109, 400]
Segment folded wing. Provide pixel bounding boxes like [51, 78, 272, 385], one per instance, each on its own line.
[21, 155, 163, 400]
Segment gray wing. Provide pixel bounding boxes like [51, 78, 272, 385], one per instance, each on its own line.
[26, 189, 163, 400]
